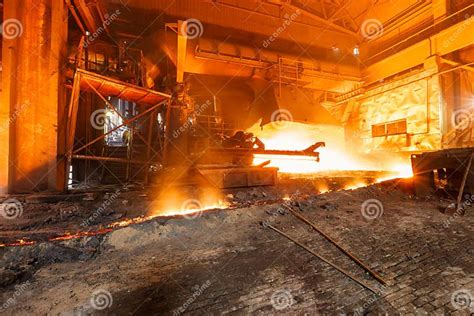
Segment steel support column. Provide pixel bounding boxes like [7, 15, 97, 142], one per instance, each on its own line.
[0, 0, 68, 193]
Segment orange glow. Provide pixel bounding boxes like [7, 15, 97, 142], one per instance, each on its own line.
[317, 183, 330, 193]
[0, 239, 36, 247]
[344, 181, 370, 190]
[148, 186, 229, 218]
[248, 122, 413, 179]
[0, 198, 230, 249]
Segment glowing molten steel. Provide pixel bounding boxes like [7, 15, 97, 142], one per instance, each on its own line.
[248, 122, 413, 179]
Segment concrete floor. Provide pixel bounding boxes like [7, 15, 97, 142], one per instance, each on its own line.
[1, 180, 473, 315]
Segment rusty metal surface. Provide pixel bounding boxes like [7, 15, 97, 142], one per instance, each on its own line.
[77, 69, 171, 106]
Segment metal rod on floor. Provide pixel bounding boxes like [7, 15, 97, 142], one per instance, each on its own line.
[456, 153, 474, 211]
[265, 223, 379, 294]
[283, 204, 387, 286]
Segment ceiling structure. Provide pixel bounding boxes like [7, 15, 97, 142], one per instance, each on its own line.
[68, 0, 472, 107]
[96, 0, 436, 50]
[1, 0, 473, 194]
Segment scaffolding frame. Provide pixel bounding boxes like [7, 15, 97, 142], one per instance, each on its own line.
[66, 68, 171, 188]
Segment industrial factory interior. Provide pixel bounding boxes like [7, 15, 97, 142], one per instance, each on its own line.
[1, 0, 473, 314]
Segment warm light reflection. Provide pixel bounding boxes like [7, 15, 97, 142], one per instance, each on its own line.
[344, 181, 369, 190]
[248, 121, 413, 179]
[152, 202, 229, 217]
[147, 186, 229, 218]
[0, 201, 230, 248]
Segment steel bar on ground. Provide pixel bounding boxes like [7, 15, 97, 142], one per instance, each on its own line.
[265, 224, 380, 294]
[283, 204, 387, 285]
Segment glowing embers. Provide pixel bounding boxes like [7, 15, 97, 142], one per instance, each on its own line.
[0, 239, 36, 248]
[0, 194, 229, 248]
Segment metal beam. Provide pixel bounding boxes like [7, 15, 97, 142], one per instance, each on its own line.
[65, 0, 86, 35]
[74, 0, 99, 32]
[284, 2, 358, 37]
[440, 58, 474, 73]
[363, 15, 474, 83]
[83, 80, 158, 155]
[72, 155, 150, 165]
[177, 20, 188, 83]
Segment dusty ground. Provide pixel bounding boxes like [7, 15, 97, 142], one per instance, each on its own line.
[0, 173, 391, 244]
[1, 177, 473, 315]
